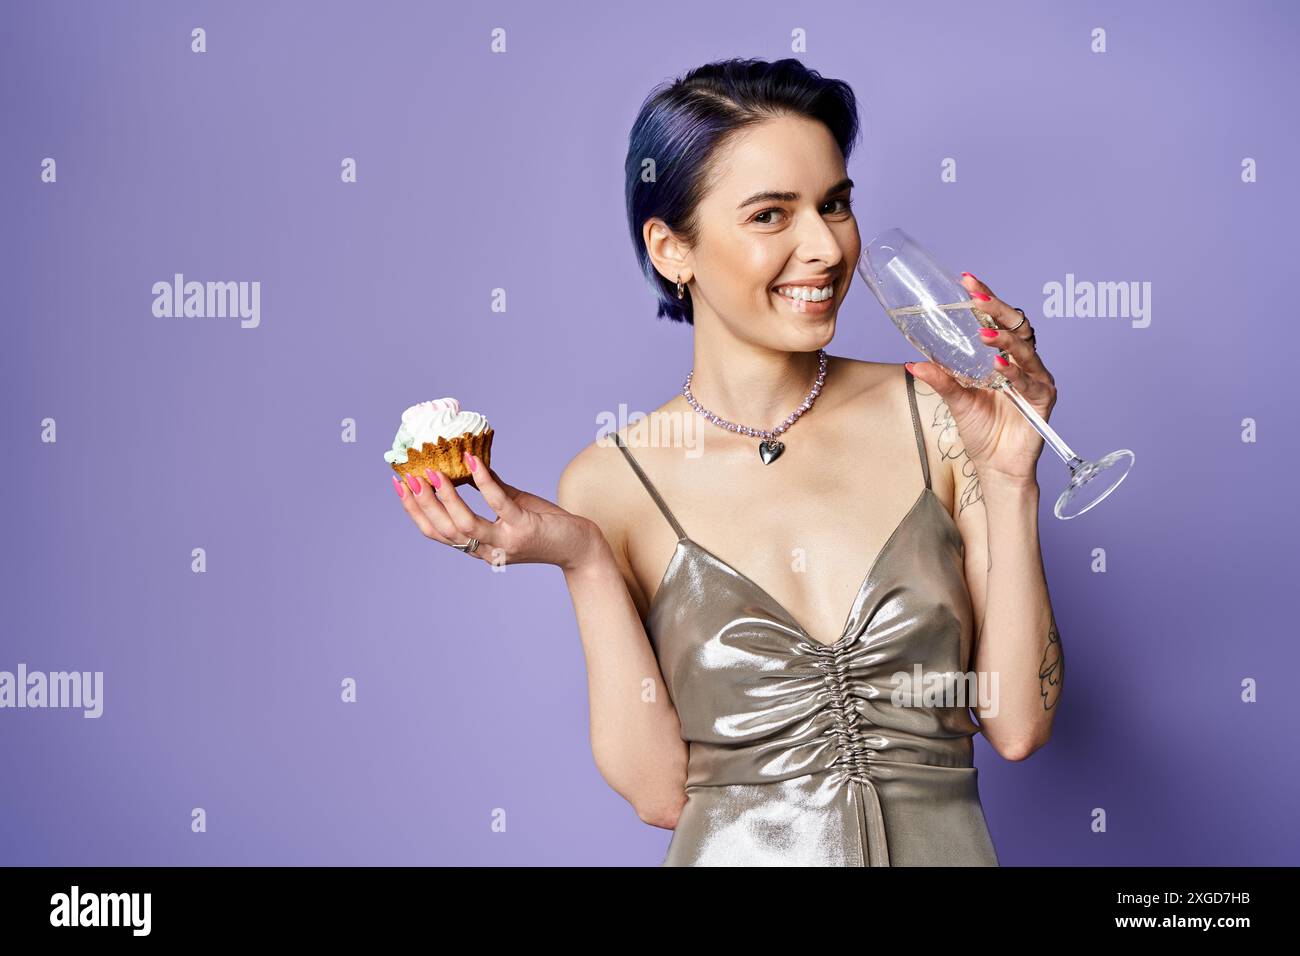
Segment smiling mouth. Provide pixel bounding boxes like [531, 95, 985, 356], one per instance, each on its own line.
[773, 285, 835, 302]
[771, 280, 838, 312]
[771, 270, 842, 297]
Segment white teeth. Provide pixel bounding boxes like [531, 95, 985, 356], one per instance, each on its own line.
[776, 284, 833, 302]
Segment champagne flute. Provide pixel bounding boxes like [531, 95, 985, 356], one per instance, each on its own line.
[856, 227, 1134, 520]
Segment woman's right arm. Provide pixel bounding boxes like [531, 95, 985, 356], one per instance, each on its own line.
[556, 446, 689, 830]
[393, 445, 687, 830]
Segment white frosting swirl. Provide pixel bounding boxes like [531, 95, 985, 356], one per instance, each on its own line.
[383, 397, 490, 464]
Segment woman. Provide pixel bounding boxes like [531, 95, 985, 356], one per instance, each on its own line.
[393, 58, 1062, 866]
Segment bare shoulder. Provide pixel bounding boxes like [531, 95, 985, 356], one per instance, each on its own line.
[904, 366, 983, 519]
[557, 429, 628, 540]
[556, 411, 668, 591]
[827, 355, 971, 518]
[817, 354, 892, 414]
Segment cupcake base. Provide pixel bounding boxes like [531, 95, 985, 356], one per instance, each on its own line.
[390, 428, 493, 487]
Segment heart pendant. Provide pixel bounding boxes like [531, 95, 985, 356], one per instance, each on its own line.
[758, 439, 785, 464]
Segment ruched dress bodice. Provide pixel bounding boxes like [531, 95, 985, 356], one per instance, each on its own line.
[614, 366, 999, 866]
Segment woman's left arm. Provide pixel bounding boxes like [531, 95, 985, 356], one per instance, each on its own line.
[972, 474, 1061, 760]
[906, 273, 1062, 761]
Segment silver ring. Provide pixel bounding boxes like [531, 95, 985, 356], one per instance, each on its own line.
[1011, 307, 1037, 349]
[451, 537, 481, 554]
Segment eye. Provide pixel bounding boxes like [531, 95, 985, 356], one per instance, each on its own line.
[752, 197, 854, 225]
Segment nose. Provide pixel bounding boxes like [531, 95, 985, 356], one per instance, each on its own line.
[795, 211, 845, 270]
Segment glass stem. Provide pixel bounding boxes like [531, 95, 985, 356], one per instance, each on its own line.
[995, 379, 1085, 472]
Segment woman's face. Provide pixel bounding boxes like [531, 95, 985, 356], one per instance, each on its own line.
[663, 113, 862, 351]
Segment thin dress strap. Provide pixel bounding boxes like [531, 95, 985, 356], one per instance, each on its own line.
[903, 366, 932, 491]
[612, 433, 688, 540]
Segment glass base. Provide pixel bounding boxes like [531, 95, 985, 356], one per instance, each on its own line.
[1054, 449, 1136, 520]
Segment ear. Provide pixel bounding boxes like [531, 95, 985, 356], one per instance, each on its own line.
[643, 218, 692, 285]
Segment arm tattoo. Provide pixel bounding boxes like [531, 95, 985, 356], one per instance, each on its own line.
[1038, 620, 1063, 711]
[912, 381, 984, 518]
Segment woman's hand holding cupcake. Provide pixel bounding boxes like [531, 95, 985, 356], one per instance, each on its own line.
[387, 398, 600, 570]
[394, 457, 600, 571]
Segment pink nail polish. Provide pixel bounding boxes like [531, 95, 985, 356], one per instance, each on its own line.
[465, 452, 477, 472]
[995, 354, 1009, 366]
[392, 475, 406, 498]
[425, 468, 442, 490]
[979, 328, 998, 338]
[972, 292, 991, 301]
[961, 272, 976, 279]
[405, 473, 422, 495]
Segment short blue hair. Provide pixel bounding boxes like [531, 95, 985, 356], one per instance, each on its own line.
[624, 57, 862, 325]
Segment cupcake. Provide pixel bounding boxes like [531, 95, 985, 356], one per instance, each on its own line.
[384, 397, 493, 487]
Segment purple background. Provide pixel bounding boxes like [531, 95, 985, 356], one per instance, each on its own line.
[3, 0, 1296, 865]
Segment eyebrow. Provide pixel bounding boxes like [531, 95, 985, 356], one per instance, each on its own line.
[737, 177, 855, 210]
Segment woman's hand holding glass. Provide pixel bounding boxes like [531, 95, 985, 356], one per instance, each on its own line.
[859, 226, 1134, 519]
[905, 273, 1056, 489]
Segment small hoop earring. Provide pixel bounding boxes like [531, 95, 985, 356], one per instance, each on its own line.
[676, 274, 685, 300]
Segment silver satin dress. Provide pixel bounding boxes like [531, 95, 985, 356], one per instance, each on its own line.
[614, 366, 999, 866]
